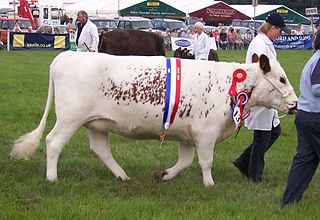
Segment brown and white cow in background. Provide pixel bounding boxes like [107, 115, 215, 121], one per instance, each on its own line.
[11, 51, 297, 186]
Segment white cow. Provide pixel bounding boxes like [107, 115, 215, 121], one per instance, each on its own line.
[11, 51, 298, 186]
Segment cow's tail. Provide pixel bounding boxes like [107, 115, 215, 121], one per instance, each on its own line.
[11, 73, 54, 160]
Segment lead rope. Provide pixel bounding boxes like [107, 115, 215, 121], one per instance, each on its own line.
[156, 133, 166, 169]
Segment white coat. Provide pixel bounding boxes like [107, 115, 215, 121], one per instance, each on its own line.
[244, 32, 280, 130]
[193, 31, 210, 60]
[76, 19, 99, 52]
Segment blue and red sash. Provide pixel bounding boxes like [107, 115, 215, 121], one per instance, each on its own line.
[163, 58, 181, 129]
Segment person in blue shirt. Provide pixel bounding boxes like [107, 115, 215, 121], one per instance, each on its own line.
[282, 33, 320, 206]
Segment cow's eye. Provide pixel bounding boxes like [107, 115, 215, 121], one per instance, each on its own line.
[280, 77, 286, 84]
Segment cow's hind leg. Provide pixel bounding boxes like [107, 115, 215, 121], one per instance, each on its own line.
[88, 128, 129, 181]
[45, 122, 80, 182]
[156, 142, 195, 181]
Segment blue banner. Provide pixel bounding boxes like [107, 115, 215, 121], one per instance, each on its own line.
[273, 34, 313, 50]
[9, 32, 70, 50]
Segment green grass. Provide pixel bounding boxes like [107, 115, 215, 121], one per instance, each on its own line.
[0, 49, 319, 219]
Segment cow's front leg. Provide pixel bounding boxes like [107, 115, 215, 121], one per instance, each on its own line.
[158, 142, 195, 181]
[196, 139, 215, 187]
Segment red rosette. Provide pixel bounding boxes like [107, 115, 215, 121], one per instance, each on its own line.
[233, 69, 247, 82]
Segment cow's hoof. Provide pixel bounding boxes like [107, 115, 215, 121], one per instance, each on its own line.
[46, 177, 57, 182]
[117, 176, 130, 181]
[153, 170, 168, 180]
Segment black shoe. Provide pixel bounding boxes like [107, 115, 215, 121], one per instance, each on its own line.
[232, 158, 248, 177]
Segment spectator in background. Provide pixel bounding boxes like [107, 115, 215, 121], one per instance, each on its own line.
[162, 28, 171, 50]
[13, 19, 22, 32]
[232, 12, 286, 183]
[282, 32, 320, 207]
[296, 23, 304, 35]
[53, 27, 61, 34]
[27, 26, 33, 33]
[191, 21, 210, 60]
[235, 29, 244, 49]
[43, 26, 52, 34]
[189, 29, 195, 39]
[211, 29, 220, 49]
[316, 22, 320, 35]
[244, 29, 253, 48]
[180, 28, 189, 38]
[171, 29, 178, 38]
[227, 27, 236, 49]
[75, 10, 99, 52]
[67, 17, 75, 33]
[219, 28, 227, 49]
[35, 26, 41, 33]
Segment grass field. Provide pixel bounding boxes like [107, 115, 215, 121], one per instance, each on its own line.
[0, 49, 319, 219]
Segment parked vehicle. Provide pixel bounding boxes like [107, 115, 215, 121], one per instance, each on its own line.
[240, 19, 264, 31]
[117, 16, 154, 30]
[0, 16, 32, 43]
[18, 0, 63, 28]
[203, 25, 217, 35]
[231, 19, 242, 27]
[90, 17, 117, 33]
[151, 18, 188, 32]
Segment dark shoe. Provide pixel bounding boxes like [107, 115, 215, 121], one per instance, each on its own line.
[232, 158, 248, 177]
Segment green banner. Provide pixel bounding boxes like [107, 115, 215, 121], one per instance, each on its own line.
[120, 0, 186, 18]
[256, 6, 310, 24]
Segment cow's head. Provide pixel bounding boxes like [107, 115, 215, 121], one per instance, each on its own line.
[247, 54, 298, 114]
[173, 47, 182, 58]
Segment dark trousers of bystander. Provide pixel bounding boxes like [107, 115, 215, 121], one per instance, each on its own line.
[233, 125, 281, 182]
[282, 110, 320, 206]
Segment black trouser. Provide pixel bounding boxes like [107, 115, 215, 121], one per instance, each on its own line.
[282, 110, 320, 206]
[237, 124, 281, 181]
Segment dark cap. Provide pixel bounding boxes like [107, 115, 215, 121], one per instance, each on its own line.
[265, 13, 285, 28]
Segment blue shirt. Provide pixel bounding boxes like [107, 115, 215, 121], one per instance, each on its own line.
[298, 50, 320, 112]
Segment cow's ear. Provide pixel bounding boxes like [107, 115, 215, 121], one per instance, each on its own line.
[259, 54, 271, 74]
[252, 53, 259, 63]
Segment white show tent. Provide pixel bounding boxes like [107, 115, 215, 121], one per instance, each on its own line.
[231, 4, 311, 24]
[63, 0, 143, 18]
[162, 0, 222, 15]
[230, 4, 279, 19]
[63, 0, 223, 18]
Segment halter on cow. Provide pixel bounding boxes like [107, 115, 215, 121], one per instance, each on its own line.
[11, 52, 297, 186]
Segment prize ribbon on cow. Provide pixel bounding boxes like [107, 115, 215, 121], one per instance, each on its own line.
[228, 69, 247, 98]
[231, 91, 250, 128]
[228, 69, 250, 128]
[163, 58, 181, 130]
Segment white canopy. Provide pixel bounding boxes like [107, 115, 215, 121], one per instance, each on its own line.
[230, 4, 280, 19]
[63, 0, 143, 18]
[162, 0, 222, 15]
[63, 0, 224, 18]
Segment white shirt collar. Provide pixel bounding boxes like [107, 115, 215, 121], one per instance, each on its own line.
[258, 32, 273, 46]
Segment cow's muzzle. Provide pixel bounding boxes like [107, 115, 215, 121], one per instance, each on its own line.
[288, 103, 297, 114]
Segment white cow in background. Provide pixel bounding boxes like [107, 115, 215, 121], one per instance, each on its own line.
[11, 51, 298, 186]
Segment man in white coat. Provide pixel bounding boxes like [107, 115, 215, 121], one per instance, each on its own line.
[232, 13, 286, 182]
[75, 10, 99, 52]
[192, 22, 210, 60]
